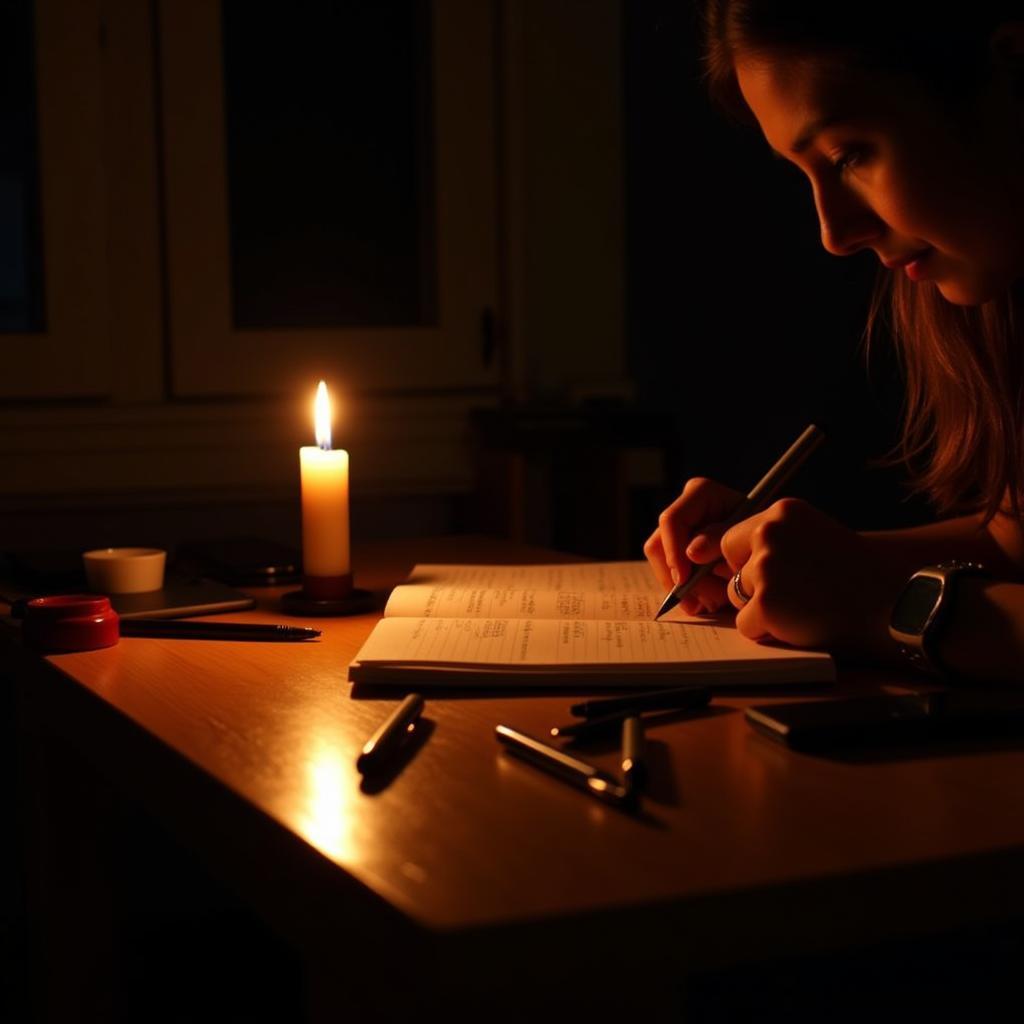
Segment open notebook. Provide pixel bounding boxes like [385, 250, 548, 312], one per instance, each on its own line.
[347, 562, 835, 687]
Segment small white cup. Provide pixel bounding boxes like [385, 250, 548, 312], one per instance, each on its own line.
[83, 547, 167, 594]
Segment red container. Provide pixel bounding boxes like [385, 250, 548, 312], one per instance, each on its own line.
[22, 594, 120, 653]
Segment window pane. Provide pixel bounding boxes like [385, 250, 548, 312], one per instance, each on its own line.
[221, 0, 437, 329]
[0, 0, 46, 333]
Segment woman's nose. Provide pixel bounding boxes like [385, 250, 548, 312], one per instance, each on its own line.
[813, 181, 884, 256]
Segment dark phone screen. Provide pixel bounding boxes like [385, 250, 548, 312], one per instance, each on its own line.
[747, 692, 1024, 750]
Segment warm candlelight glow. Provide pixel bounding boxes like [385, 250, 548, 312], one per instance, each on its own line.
[299, 379, 351, 597]
[314, 379, 332, 450]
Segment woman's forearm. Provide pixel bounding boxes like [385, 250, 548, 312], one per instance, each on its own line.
[937, 579, 1024, 685]
[860, 516, 1024, 682]
[861, 513, 1022, 584]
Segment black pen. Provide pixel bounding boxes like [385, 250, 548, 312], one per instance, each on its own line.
[495, 724, 630, 807]
[357, 694, 425, 774]
[621, 716, 646, 795]
[570, 684, 712, 720]
[551, 710, 634, 741]
[119, 619, 321, 641]
[655, 424, 825, 619]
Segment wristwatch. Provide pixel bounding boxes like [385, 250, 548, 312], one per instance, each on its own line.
[888, 561, 987, 676]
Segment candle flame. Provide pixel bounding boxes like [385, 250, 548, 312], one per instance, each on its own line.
[314, 380, 331, 450]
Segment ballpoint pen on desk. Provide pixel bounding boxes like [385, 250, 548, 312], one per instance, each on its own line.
[551, 710, 636, 741]
[357, 694, 425, 774]
[495, 724, 631, 808]
[119, 619, 321, 641]
[655, 423, 825, 620]
[621, 716, 646, 795]
[569, 684, 712, 720]
[10, 593, 323, 652]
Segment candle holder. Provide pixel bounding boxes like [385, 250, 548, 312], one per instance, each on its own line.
[281, 573, 376, 617]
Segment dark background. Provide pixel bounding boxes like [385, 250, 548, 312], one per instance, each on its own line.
[0, 0, 935, 566]
[623, 1, 930, 534]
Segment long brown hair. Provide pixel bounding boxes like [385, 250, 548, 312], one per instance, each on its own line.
[702, 0, 1024, 521]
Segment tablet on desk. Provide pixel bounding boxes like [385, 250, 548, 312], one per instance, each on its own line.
[107, 579, 256, 619]
[2, 548, 255, 621]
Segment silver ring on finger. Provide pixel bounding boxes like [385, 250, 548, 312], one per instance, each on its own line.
[732, 569, 752, 605]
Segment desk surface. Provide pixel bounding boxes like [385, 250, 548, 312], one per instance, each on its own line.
[11, 536, 1024, 994]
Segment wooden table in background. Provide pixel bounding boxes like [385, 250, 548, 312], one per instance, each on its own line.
[6, 536, 1024, 1022]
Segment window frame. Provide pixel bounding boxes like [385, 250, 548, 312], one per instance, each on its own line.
[157, 0, 500, 399]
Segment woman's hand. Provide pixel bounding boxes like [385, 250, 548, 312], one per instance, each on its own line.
[720, 498, 893, 653]
[643, 477, 745, 615]
[646, 484, 894, 654]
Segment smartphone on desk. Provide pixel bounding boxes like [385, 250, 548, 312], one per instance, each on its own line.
[176, 538, 301, 586]
[745, 691, 1024, 751]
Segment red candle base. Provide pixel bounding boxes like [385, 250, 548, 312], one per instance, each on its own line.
[302, 573, 353, 601]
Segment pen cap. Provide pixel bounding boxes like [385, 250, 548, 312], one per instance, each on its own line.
[622, 716, 645, 762]
[22, 594, 120, 653]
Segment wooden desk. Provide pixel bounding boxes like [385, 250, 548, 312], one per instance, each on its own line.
[6, 536, 1024, 1021]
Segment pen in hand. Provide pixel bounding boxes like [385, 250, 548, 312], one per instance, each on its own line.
[655, 423, 825, 620]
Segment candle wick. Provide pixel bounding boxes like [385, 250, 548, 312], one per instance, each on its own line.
[320, 442, 331, 452]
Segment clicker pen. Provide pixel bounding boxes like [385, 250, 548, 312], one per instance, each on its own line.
[495, 724, 630, 807]
[621, 716, 646, 795]
[550, 710, 634, 741]
[569, 683, 712, 720]
[356, 693, 425, 774]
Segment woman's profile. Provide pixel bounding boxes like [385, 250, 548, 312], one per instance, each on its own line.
[645, 2, 1024, 681]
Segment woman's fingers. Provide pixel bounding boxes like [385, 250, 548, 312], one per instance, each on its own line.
[688, 573, 730, 614]
[720, 552, 774, 639]
[644, 530, 726, 613]
[645, 478, 744, 591]
[684, 521, 728, 565]
[643, 528, 674, 591]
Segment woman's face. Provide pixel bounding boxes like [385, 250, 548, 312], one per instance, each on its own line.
[734, 53, 1024, 305]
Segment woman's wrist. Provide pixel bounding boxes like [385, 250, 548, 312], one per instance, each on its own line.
[842, 533, 911, 665]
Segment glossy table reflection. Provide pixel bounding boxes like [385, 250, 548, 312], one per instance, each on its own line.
[8, 536, 1024, 1021]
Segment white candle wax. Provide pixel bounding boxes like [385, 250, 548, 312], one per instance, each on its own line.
[300, 445, 350, 578]
[300, 381, 350, 588]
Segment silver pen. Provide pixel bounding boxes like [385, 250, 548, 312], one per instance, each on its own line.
[495, 724, 630, 807]
[654, 423, 825, 620]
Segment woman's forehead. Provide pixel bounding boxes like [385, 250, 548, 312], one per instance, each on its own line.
[734, 55, 921, 153]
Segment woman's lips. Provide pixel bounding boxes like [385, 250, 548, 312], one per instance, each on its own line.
[904, 249, 933, 282]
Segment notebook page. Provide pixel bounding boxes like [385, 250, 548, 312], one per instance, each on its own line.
[354, 615, 833, 673]
[385, 561, 680, 621]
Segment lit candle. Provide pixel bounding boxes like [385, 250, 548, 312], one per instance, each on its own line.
[300, 381, 351, 599]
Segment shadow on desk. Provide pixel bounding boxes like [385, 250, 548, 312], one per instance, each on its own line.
[682, 919, 1024, 1023]
[348, 682, 839, 701]
[814, 732, 1024, 764]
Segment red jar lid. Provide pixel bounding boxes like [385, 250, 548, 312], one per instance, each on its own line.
[22, 594, 120, 653]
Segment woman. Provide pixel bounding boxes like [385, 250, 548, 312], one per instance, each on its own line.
[644, 2, 1024, 681]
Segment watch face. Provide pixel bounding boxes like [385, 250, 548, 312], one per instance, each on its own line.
[890, 575, 943, 635]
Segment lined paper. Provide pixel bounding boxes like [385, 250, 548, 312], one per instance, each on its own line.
[386, 562, 676, 622]
[350, 561, 835, 685]
[355, 615, 832, 671]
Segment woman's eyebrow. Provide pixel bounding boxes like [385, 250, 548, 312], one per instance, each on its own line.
[789, 114, 849, 154]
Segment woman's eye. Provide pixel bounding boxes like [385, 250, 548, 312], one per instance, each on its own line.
[830, 147, 865, 173]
